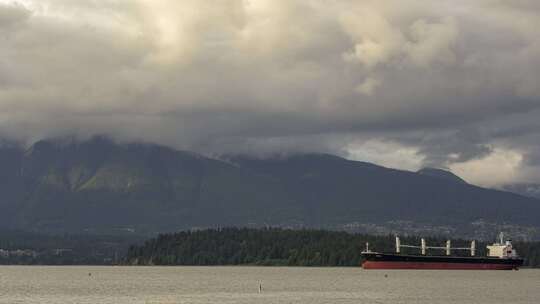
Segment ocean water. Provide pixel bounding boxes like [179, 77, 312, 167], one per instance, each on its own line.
[0, 266, 538, 304]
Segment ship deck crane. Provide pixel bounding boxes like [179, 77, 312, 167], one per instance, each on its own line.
[395, 236, 476, 256]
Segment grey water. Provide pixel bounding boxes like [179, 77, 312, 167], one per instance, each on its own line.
[0, 266, 538, 303]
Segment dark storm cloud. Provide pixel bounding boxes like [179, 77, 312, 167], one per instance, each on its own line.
[0, 0, 540, 185]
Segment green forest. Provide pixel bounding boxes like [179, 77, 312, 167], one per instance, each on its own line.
[125, 228, 540, 267]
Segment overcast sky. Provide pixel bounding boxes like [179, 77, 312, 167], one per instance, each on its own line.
[1, 0, 539, 187]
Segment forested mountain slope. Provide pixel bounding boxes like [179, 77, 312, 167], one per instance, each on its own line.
[1, 137, 539, 239]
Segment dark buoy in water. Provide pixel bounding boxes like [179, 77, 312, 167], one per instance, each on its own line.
[384, 274, 388, 278]
[258, 282, 262, 293]
[88, 273, 92, 276]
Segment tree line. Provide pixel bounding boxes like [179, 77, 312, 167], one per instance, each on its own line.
[125, 228, 540, 267]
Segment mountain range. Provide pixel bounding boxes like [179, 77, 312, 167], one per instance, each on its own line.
[1, 137, 540, 240]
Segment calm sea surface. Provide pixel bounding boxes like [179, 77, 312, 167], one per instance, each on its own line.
[0, 266, 538, 303]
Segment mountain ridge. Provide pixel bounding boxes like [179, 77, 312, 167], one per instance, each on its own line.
[501, 183, 540, 199]
[1, 137, 540, 239]
[417, 167, 468, 184]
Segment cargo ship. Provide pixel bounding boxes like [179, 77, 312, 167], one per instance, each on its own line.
[361, 233, 523, 270]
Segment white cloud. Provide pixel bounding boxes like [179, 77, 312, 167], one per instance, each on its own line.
[449, 148, 524, 187]
[0, 2, 30, 28]
[404, 17, 458, 67]
[346, 139, 425, 171]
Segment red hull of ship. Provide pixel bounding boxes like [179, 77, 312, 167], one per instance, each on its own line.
[362, 261, 516, 270]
